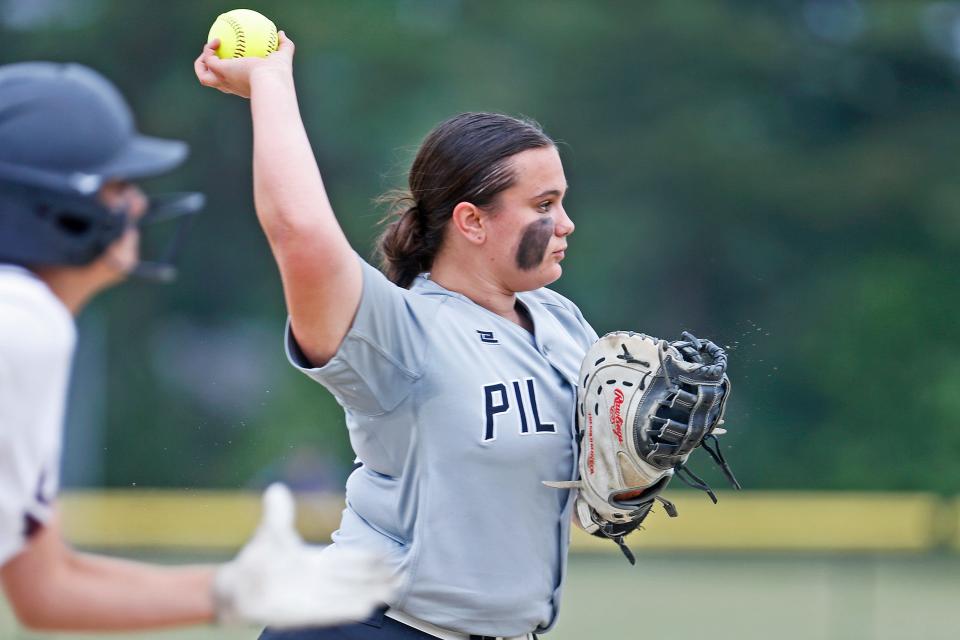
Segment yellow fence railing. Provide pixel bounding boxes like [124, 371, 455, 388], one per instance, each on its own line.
[570, 492, 945, 553]
[58, 490, 958, 553]
[60, 489, 344, 550]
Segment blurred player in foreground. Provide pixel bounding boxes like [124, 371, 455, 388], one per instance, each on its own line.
[197, 34, 592, 640]
[0, 61, 394, 632]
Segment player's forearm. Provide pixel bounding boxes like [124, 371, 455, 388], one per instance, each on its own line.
[28, 553, 215, 631]
[249, 68, 351, 256]
[246, 67, 362, 363]
[1, 522, 216, 631]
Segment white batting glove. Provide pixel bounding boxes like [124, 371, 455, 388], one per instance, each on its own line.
[213, 483, 397, 628]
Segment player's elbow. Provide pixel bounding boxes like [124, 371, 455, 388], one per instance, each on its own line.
[13, 610, 50, 631]
[1, 535, 73, 631]
[7, 592, 60, 630]
[3, 572, 61, 630]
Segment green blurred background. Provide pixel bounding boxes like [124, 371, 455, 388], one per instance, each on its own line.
[2, 0, 959, 638]
[2, 0, 957, 495]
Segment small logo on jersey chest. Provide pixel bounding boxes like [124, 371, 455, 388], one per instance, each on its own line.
[476, 330, 499, 344]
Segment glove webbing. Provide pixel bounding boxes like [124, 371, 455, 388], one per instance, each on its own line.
[647, 350, 741, 503]
[645, 382, 722, 462]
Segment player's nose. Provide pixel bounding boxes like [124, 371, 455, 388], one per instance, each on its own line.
[555, 206, 574, 237]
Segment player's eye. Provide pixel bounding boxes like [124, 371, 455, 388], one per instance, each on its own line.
[538, 200, 552, 212]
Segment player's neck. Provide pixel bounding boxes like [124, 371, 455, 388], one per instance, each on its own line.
[33, 266, 105, 315]
[430, 257, 526, 327]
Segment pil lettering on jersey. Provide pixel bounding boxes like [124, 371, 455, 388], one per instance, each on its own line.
[482, 378, 557, 441]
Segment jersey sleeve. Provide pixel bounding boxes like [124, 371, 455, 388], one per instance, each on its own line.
[0, 297, 68, 566]
[286, 256, 426, 416]
[0, 353, 28, 565]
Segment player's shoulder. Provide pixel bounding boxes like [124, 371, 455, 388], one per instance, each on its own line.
[0, 265, 75, 351]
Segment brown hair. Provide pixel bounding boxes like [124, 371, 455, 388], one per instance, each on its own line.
[376, 112, 554, 288]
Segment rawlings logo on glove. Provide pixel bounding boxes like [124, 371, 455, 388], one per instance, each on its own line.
[546, 331, 740, 564]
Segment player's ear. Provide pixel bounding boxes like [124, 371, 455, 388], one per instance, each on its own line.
[450, 201, 486, 245]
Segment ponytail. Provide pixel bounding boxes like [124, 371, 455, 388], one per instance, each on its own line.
[376, 197, 433, 288]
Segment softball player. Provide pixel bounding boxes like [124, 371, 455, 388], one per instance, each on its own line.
[196, 33, 596, 640]
[0, 61, 392, 631]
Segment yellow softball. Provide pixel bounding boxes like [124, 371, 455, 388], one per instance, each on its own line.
[208, 9, 278, 59]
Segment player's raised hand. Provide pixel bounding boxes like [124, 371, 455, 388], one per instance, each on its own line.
[194, 32, 295, 99]
[213, 483, 397, 628]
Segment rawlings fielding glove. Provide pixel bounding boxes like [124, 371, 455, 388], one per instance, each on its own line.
[214, 483, 396, 628]
[546, 331, 739, 564]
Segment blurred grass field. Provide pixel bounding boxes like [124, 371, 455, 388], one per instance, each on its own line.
[3, 551, 958, 640]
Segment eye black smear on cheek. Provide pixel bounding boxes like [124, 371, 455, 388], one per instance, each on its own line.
[515, 217, 555, 271]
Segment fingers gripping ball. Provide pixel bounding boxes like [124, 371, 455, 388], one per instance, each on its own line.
[208, 9, 278, 59]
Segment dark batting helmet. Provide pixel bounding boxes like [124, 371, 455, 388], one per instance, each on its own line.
[0, 62, 203, 281]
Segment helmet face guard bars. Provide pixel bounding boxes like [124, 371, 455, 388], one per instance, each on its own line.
[0, 159, 203, 281]
[131, 191, 204, 282]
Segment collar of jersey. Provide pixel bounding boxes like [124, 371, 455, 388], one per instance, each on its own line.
[411, 272, 550, 347]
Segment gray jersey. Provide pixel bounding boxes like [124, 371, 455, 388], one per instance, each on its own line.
[286, 256, 597, 636]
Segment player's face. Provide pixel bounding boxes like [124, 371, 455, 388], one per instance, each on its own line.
[95, 181, 148, 282]
[484, 146, 573, 292]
